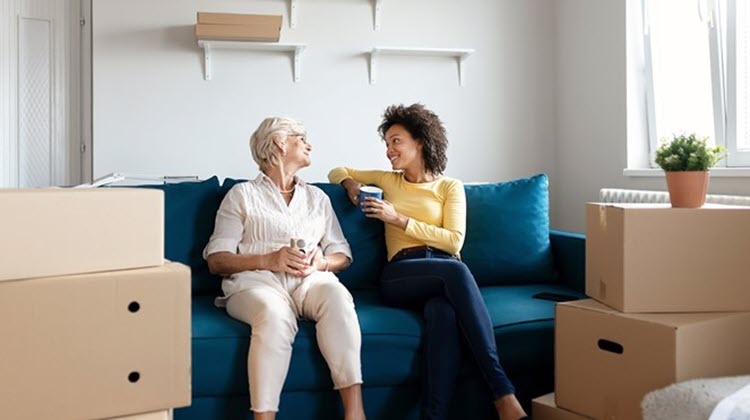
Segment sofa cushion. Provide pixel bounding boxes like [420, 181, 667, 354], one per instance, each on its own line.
[219, 179, 387, 290]
[190, 284, 583, 398]
[461, 174, 556, 286]
[138, 176, 222, 295]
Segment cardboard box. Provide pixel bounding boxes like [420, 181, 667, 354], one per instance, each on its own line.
[0, 263, 191, 420]
[586, 203, 750, 312]
[195, 23, 281, 42]
[107, 409, 172, 420]
[194, 13, 282, 42]
[532, 393, 591, 420]
[0, 188, 163, 282]
[555, 299, 750, 420]
[197, 12, 282, 27]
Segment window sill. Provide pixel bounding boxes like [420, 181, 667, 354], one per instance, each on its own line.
[623, 168, 750, 178]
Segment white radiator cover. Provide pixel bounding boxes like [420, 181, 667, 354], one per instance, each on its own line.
[599, 188, 750, 206]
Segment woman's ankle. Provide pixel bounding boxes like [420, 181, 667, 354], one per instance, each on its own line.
[493, 394, 527, 419]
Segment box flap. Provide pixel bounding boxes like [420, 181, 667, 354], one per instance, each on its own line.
[559, 299, 739, 328]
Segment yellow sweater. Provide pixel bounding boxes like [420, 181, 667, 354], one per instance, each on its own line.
[328, 167, 466, 261]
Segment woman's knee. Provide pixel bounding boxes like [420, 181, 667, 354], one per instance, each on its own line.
[311, 281, 355, 308]
[253, 303, 298, 335]
[424, 297, 457, 324]
[438, 261, 477, 289]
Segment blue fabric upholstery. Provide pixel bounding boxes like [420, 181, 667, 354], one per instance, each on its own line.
[155, 176, 587, 420]
[462, 174, 556, 286]
[138, 176, 222, 295]
[550, 229, 586, 292]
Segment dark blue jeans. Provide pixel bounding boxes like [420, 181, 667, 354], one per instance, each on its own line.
[381, 248, 516, 420]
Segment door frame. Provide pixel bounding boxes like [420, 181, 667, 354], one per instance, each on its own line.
[80, 0, 92, 183]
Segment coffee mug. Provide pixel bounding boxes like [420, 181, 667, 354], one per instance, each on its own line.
[358, 186, 383, 212]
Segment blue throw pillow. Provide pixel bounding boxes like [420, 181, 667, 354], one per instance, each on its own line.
[220, 179, 387, 290]
[219, 177, 243, 201]
[139, 176, 221, 295]
[461, 174, 556, 286]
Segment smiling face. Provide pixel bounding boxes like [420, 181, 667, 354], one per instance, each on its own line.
[282, 132, 312, 168]
[384, 124, 423, 172]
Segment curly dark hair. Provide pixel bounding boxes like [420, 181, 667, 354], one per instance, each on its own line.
[378, 103, 448, 175]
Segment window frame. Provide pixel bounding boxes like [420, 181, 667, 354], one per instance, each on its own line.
[725, 0, 750, 166]
[642, 0, 750, 168]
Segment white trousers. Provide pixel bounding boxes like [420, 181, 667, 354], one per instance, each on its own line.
[225, 270, 363, 413]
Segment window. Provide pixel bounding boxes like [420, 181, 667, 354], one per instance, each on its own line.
[725, 0, 750, 165]
[642, 0, 750, 167]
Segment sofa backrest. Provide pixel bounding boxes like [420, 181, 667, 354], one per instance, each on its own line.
[142, 174, 556, 296]
[136, 176, 222, 295]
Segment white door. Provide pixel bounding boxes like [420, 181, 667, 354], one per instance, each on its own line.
[0, 0, 85, 188]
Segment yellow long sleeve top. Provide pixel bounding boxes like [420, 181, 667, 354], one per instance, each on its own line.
[328, 167, 466, 261]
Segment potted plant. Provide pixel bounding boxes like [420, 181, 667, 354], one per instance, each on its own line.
[655, 133, 727, 208]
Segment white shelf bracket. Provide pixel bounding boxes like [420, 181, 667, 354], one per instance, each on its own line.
[374, 0, 382, 30]
[293, 45, 305, 82]
[458, 52, 470, 87]
[290, 0, 298, 28]
[369, 51, 378, 84]
[203, 44, 212, 81]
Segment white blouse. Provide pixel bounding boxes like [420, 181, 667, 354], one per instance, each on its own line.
[203, 173, 352, 304]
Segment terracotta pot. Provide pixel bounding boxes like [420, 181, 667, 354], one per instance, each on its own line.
[664, 171, 709, 208]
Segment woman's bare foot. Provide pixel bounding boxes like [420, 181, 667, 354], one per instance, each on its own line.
[494, 394, 527, 420]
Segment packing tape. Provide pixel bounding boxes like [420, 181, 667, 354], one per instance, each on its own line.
[599, 206, 608, 231]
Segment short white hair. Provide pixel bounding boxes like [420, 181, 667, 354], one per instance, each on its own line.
[249, 117, 307, 171]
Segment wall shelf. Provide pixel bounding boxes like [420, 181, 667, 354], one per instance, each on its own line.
[197, 40, 307, 82]
[369, 47, 475, 86]
[287, 0, 382, 30]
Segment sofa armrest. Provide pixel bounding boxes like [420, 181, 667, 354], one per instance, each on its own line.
[550, 230, 586, 293]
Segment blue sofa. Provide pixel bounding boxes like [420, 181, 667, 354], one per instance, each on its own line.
[142, 174, 585, 420]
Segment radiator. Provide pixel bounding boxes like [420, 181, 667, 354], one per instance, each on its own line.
[599, 188, 750, 206]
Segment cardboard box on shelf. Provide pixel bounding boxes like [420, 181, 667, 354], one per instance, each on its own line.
[194, 13, 282, 42]
[194, 22, 281, 42]
[0, 263, 191, 420]
[0, 188, 163, 282]
[532, 393, 591, 420]
[555, 299, 750, 420]
[586, 203, 750, 313]
[197, 12, 282, 27]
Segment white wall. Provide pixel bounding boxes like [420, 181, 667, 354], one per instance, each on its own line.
[95, 0, 750, 234]
[554, 0, 750, 233]
[93, 0, 557, 185]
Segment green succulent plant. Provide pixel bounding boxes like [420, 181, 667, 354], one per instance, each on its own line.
[655, 133, 727, 171]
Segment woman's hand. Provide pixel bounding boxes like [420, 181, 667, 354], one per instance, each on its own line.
[265, 246, 310, 276]
[297, 248, 325, 277]
[341, 178, 362, 205]
[362, 197, 409, 229]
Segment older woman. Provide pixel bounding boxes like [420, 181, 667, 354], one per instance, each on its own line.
[329, 104, 528, 420]
[204, 117, 366, 420]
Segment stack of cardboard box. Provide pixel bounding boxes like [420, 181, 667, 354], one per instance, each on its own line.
[534, 203, 750, 419]
[0, 188, 191, 420]
[195, 12, 282, 42]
